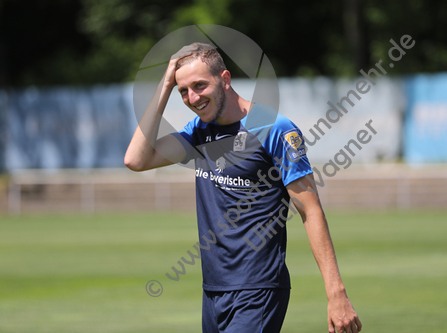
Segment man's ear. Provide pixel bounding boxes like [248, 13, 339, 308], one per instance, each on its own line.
[221, 70, 231, 90]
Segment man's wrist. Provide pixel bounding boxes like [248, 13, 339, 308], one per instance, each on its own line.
[160, 83, 175, 99]
[326, 284, 347, 301]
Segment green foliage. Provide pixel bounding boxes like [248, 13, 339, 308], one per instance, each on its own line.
[170, 0, 232, 29]
[21, 36, 153, 85]
[1, 0, 447, 85]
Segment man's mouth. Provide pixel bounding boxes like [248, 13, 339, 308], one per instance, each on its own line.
[195, 101, 209, 111]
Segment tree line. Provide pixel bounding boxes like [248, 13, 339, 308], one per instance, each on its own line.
[0, 0, 446, 87]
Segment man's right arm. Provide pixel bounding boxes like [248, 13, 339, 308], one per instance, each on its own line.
[124, 45, 197, 171]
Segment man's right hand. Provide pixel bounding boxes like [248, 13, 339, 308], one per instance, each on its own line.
[164, 44, 199, 90]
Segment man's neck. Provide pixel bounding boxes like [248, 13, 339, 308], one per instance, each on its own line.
[215, 90, 253, 126]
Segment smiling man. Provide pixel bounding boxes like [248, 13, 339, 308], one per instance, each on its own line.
[125, 43, 362, 333]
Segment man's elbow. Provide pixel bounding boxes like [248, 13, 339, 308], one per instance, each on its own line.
[124, 154, 147, 172]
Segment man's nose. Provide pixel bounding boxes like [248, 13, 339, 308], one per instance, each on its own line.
[188, 89, 200, 104]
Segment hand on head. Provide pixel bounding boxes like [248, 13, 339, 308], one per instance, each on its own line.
[164, 44, 199, 89]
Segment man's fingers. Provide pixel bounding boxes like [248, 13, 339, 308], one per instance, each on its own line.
[344, 321, 353, 333]
[334, 320, 355, 333]
[355, 316, 362, 332]
[328, 319, 335, 333]
[165, 44, 200, 88]
[170, 45, 199, 61]
[334, 321, 344, 333]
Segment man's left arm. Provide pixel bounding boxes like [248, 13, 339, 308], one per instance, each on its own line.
[286, 174, 362, 333]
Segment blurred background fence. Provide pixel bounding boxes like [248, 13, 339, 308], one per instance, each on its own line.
[1, 74, 446, 214]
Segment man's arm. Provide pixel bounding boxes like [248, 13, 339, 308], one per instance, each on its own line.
[124, 45, 197, 171]
[286, 174, 362, 333]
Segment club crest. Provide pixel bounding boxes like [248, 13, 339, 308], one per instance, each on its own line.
[234, 132, 247, 152]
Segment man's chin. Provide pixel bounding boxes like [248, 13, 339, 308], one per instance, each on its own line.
[197, 109, 222, 123]
[196, 107, 223, 123]
[199, 115, 216, 123]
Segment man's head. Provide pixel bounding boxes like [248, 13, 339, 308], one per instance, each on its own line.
[175, 43, 226, 77]
[175, 43, 231, 123]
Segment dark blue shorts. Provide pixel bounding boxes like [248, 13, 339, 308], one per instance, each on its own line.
[202, 288, 290, 333]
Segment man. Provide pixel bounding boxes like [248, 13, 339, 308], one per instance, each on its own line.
[125, 43, 362, 333]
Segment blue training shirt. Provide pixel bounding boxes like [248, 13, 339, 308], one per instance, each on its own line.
[172, 103, 313, 291]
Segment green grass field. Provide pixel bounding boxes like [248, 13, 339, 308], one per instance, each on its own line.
[1, 209, 446, 333]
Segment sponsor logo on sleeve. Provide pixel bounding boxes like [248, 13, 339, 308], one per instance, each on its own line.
[282, 129, 302, 150]
[281, 129, 306, 162]
[286, 149, 300, 162]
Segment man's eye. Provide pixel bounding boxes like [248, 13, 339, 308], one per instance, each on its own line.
[197, 83, 204, 88]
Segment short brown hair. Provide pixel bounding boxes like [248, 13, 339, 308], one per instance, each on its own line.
[176, 43, 227, 77]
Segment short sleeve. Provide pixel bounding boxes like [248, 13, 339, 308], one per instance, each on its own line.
[265, 115, 313, 186]
[171, 118, 198, 164]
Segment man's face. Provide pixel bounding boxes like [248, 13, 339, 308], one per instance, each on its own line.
[175, 60, 226, 123]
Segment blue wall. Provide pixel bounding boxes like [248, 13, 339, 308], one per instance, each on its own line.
[2, 84, 137, 170]
[1, 74, 446, 171]
[404, 73, 447, 163]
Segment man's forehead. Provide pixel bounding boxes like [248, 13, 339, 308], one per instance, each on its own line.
[176, 60, 214, 85]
